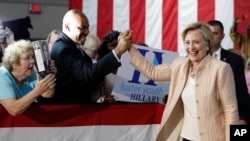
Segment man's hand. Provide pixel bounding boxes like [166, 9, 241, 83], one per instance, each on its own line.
[114, 30, 133, 58]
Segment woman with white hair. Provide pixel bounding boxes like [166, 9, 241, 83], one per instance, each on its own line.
[0, 40, 56, 116]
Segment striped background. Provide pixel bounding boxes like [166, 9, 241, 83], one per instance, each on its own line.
[69, 0, 250, 56]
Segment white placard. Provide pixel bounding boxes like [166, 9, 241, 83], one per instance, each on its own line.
[112, 44, 179, 104]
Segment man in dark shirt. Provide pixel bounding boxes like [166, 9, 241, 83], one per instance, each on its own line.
[50, 9, 133, 103]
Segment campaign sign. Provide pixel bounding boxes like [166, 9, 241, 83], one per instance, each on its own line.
[112, 44, 179, 104]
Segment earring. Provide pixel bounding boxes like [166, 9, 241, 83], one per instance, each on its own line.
[206, 47, 209, 51]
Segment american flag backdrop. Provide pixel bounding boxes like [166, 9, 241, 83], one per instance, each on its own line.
[69, 0, 250, 56]
[0, 104, 164, 141]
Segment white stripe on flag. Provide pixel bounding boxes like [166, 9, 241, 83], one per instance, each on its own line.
[178, 0, 198, 56]
[0, 125, 160, 141]
[146, 0, 162, 50]
[215, 0, 234, 50]
[113, 0, 130, 31]
[83, 0, 98, 35]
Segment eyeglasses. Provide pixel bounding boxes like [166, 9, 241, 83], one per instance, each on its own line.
[20, 55, 35, 61]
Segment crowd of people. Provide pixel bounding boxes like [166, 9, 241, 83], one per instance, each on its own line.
[0, 8, 250, 141]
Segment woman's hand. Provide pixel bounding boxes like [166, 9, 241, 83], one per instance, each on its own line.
[35, 74, 56, 96]
[41, 87, 55, 98]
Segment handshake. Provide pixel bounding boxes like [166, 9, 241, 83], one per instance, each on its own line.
[114, 30, 133, 58]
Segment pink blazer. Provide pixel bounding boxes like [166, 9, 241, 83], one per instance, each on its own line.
[129, 50, 239, 141]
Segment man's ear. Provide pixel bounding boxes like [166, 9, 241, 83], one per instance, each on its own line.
[65, 23, 70, 31]
[221, 33, 225, 40]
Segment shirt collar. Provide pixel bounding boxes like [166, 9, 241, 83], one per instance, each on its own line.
[213, 47, 222, 60]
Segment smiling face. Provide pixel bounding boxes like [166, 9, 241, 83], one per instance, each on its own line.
[63, 10, 90, 45]
[184, 30, 209, 66]
[70, 14, 89, 45]
[13, 49, 35, 80]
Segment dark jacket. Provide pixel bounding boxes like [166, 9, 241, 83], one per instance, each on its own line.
[221, 48, 249, 122]
[50, 33, 121, 103]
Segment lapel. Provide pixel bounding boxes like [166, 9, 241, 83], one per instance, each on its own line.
[60, 33, 93, 63]
[83, 50, 93, 63]
[167, 58, 189, 108]
[75, 44, 93, 63]
[220, 48, 229, 63]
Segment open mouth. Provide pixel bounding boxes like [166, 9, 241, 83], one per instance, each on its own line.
[189, 51, 198, 56]
[27, 66, 34, 70]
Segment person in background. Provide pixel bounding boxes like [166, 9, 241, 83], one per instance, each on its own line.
[94, 30, 121, 103]
[98, 30, 121, 59]
[245, 57, 250, 125]
[47, 29, 60, 53]
[245, 58, 250, 94]
[230, 15, 250, 60]
[81, 33, 100, 63]
[0, 21, 14, 65]
[50, 9, 132, 104]
[0, 40, 57, 116]
[80, 33, 102, 102]
[207, 20, 249, 125]
[128, 22, 239, 141]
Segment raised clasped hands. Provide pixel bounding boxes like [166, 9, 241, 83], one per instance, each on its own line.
[114, 30, 133, 58]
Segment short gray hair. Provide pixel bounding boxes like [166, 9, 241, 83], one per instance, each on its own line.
[2, 39, 33, 71]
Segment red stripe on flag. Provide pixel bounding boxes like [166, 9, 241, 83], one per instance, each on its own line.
[130, 0, 146, 44]
[69, 0, 82, 11]
[97, 0, 113, 41]
[0, 104, 164, 127]
[197, 0, 215, 22]
[233, 0, 250, 50]
[162, 0, 178, 52]
[234, 0, 250, 35]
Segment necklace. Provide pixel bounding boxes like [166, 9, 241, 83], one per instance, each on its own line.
[189, 67, 196, 78]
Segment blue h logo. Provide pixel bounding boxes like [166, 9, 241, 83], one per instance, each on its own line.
[128, 48, 164, 86]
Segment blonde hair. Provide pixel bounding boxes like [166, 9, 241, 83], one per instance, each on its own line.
[82, 34, 100, 59]
[181, 22, 213, 55]
[245, 58, 250, 71]
[2, 39, 33, 71]
[47, 30, 60, 43]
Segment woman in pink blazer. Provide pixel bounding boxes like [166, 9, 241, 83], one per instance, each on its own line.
[128, 22, 239, 141]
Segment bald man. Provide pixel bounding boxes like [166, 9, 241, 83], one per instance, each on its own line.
[50, 9, 133, 103]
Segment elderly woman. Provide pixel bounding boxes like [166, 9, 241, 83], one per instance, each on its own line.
[128, 22, 239, 141]
[0, 40, 56, 116]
